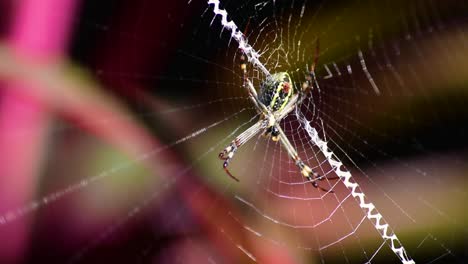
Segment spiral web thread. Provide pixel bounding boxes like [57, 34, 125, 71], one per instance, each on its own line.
[208, 0, 270, 76]
[208, 1, 415, 263]
[296, 110, 415, 264]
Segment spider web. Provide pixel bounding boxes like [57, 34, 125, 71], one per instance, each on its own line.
[0, 0, 466, 263]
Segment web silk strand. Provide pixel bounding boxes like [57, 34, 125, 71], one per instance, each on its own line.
[207, 1, 415, 262]
[208, 0, 271, 76]
[296, 111, 415, 264]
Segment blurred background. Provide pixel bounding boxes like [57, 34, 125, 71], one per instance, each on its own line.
[0, 0, 467, 263]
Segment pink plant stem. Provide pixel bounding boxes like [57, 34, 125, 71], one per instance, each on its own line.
[0, 0, 78, 262]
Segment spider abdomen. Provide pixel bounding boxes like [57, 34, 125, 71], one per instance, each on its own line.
[259, 72, 294, 112]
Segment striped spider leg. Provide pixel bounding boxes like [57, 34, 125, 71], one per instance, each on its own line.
[218, 119, 268, 181]
[220, 72, 337, 193]
[247, 79, 338, 193]
[302, 39, 321, 93]
[217, 85, 293, 182]
[273, 121, 338, 193]
[220, 31, 335, 192]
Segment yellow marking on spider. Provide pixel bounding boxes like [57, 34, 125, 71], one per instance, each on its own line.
[269, 72, 292, 112]
[301, 165, 313, 177]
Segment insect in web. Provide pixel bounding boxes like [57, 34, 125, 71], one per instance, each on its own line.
[218, 42, 339, 193]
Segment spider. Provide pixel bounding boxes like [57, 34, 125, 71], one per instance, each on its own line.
[219, 42, 339, 193]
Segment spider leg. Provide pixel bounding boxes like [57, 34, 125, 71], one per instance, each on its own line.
[241, 60, 333, 192]
[241, 55, 272, 117]
[223, 162, 240, 182]
[273, 123, 335, 194]
[312, 38, 320, 73]
[311, 179, 334, 193]
[245, 79, 272, 114]
[318, 175, 340, 181]
[221, 49, 271, 182]
[219, 120, 267, 182]
[302, 38, 321, 94]
[275, 93, 299, 120]
[219, 140, 240, 181]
